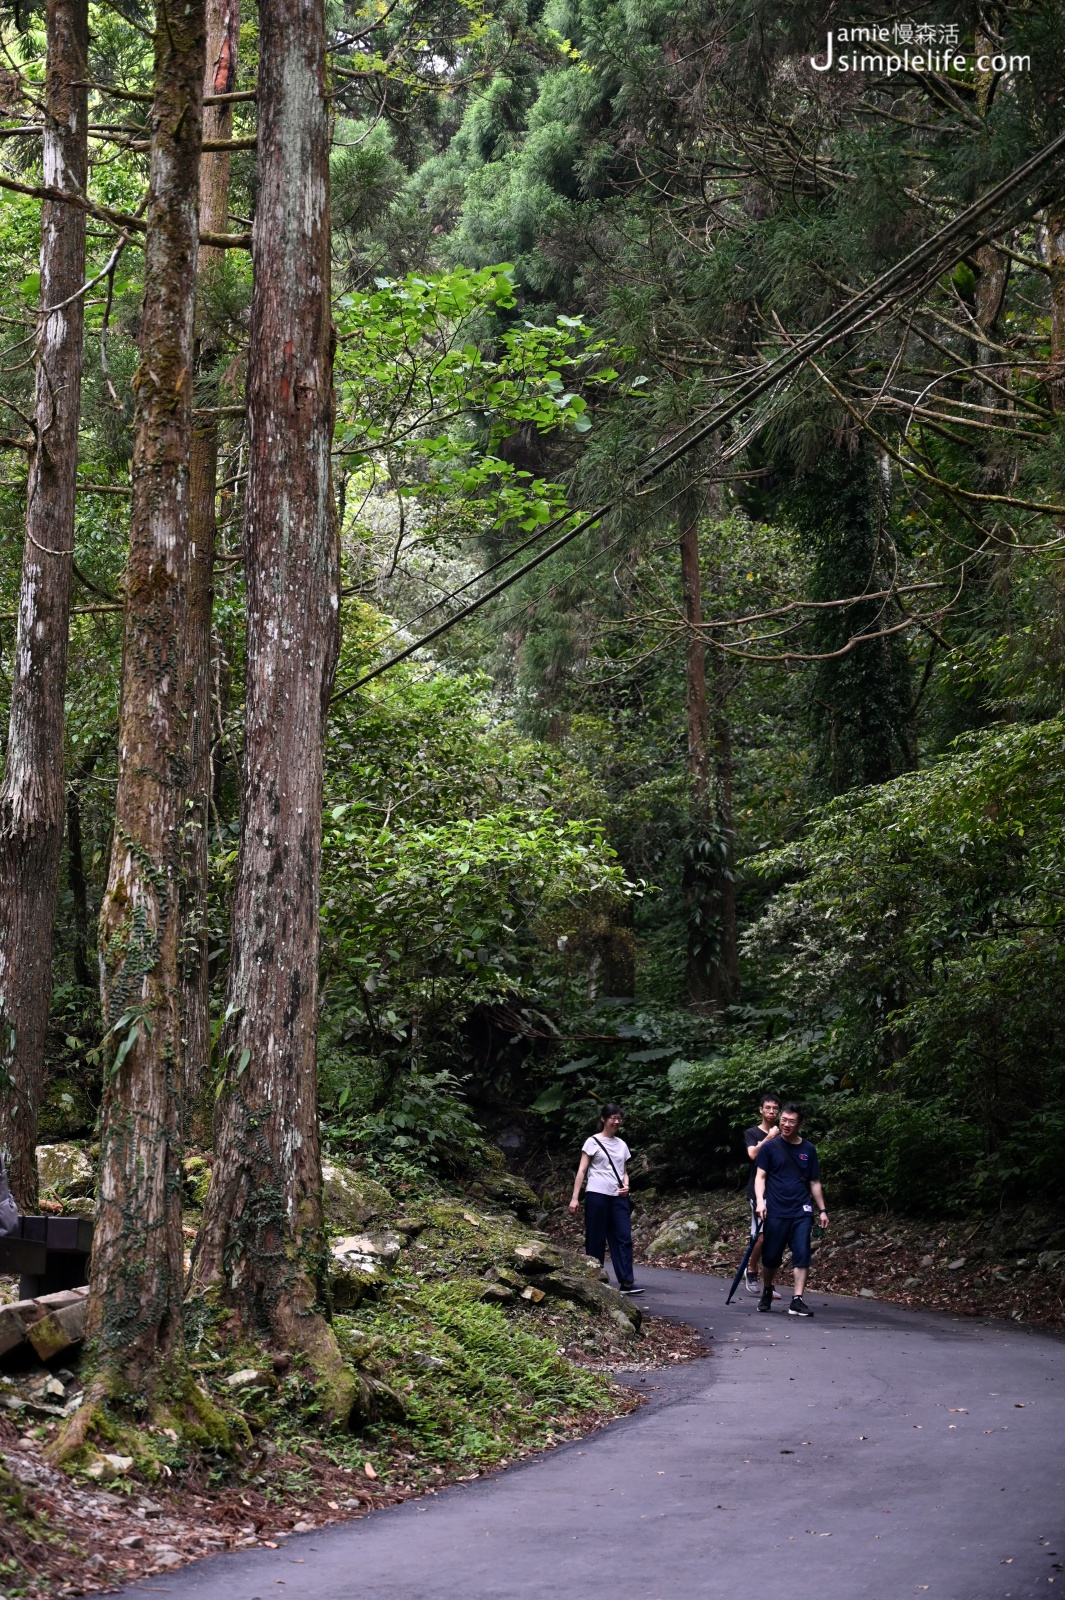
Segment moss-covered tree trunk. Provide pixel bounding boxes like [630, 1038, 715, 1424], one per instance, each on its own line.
[679, 504, 738, 1012]
[82, 0, 205, 1400]
[0, 0, 88, 1209]
[1049, 205, 1065, 415]
[182, 0, 240, 1140]
[194, 0, 353, 1420]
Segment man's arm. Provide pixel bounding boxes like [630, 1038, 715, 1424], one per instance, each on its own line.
[810, 1178, 829, 1226]
[746, 1127, 780, 1160]
[754, 1166, 767, 1219]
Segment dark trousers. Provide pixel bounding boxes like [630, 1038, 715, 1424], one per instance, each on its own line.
[584, 1192, 634, 1287]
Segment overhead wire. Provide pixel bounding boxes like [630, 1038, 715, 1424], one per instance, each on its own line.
[331, 125, 1065, 703]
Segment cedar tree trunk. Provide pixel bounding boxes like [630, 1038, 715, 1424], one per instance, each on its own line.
[83, 0, 205, 1399]
[1047, 205, 1065, 415]
[194, 0, 353, 1419]
[0, 0, 88, 1209]
[679, 506, 738, 1012]
[182, 0, 240, 1139]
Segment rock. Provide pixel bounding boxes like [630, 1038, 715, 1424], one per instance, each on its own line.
[86, 1452, 134, 1480]
[919, 1254, 934, 1268]
[859, 1288, 876, 1299]
[330, 1232, 401, 1310]
[333, 1231, 402, 1266]
[224, 1369, 263, 1390]
[481, 1284, 515, 1304]
[902, 1276, 922, 1290]
[513, 1241, 564, 1276]
[537, 1272, 642, 1331]
[476, 1172, 541, 1220]
[152, 1548, 183, 1568]
[946, 1258, 966, 1271]
[520, 1285, 545, 1303]
[322, 1163, 393, 1232]
[84, 1554, 106, 1572]
[120, 1535, 145, 1550]
[1037, 1250, 1065, 1272]
[292, 1521, 315, 1534]
[36, 1142, 94, 1199]
[484, 1265, 526, 1291]
[645, 1210, 719, 1259]
[609, 1308, 638, 1338]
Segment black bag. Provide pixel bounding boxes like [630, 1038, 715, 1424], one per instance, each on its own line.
[0, 1152, 19, 1238]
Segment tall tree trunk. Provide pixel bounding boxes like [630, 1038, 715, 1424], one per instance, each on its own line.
[1048, 204, 1065, 415]
[194, 0, 353, 1421]
[0, 0, 88, 1209]
[182, 0, 240, 1142]
[679, 503, 738, 1012]
[78, 0, 206, 1407]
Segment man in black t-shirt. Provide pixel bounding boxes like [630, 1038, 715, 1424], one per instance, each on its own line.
[754, 1102, 829, 1318]
[743, 1092, 780, 1293]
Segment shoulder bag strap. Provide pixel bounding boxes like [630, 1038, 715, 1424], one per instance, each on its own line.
[591, 1136, 626, 1190]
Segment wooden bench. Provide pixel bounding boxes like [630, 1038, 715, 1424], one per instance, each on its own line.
[0, 1216, 93, 1300]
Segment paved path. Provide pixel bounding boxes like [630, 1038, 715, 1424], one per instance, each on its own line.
[122, 1267, 1064, 1600]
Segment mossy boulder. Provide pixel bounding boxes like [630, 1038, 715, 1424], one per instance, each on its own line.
[513, 1240, 564, 1276]
[537, 1271, 642, 1331]
[470, 1171, 541, 1220]
[36, 1142, 95, 1199]
[330, 1232, 402, 1310]
[322, 1162, 393, 1232]
[645, 1209, 720, 1258]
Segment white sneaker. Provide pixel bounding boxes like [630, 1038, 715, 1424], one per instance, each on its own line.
[745, 1271, 760, 1293]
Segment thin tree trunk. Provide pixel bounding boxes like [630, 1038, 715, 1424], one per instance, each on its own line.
[679, 505, 738, 1012]
[67, 768, 93, 990]
[1046, 205, 1065, 415]
[194, 0, 353, 1420]
[0, 0, 88, 1210]
[182, 0, 240, 1142]
[76, 0, 206, 1408]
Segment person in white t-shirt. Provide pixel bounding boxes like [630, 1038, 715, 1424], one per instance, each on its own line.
[568, 1102, 643, 1295]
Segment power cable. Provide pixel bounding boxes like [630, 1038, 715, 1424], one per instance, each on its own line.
[331, 125, 1065, 702]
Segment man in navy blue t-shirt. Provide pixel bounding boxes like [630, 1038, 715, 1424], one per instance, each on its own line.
[754, 1102, 829, 1318]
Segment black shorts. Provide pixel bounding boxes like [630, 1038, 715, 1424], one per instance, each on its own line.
[761, 1213, 813, 1270]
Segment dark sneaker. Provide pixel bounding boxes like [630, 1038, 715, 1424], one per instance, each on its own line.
[758, 1286, 773, 1313]
[788, 1296, 814, 1318]
[619, 1285, 645, 1296]
[745, 1270, 760, 1293]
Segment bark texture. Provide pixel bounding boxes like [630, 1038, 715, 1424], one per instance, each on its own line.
[182, 0, 240, 1137]
[1047, 206, 1065, 415]
[0, 0, 88, 1209]
[87, 0, 205, 1393]
[679, 507, 738, 1012]
[195, 0, 351, 1416]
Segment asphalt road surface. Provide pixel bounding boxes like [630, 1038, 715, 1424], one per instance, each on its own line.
[120, 1265, 1064, 1600]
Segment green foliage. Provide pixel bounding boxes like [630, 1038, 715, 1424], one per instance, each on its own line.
[745, 718, 1065, 1204]
[342, 1284, 611, 1467]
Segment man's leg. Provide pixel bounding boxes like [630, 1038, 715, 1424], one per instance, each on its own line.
[584, 1192, 608, 1265]
[786, 1219, 814, 1316]
[759, 1216, 786, 1310]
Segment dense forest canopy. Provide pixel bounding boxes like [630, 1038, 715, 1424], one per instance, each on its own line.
[1, 0, 1065, 1433]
